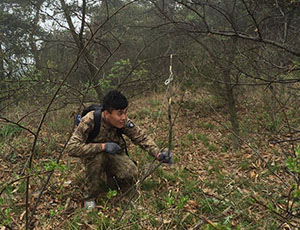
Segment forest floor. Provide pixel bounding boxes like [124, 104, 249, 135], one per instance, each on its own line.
[0, 89, 299, 229]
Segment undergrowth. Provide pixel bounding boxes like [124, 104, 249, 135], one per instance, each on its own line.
[1, 90, 300, 229]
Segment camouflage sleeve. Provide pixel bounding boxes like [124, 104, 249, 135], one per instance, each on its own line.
[122, 118, 160, 157]
[66, 111, 103, 158]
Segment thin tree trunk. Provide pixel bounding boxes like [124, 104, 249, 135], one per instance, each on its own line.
[29, 0, 43, 71]
[222, 2, 240, 149]
[223, 37, 240, 149]
[60, 0, 104, 101]
[0, 43, 4, 78]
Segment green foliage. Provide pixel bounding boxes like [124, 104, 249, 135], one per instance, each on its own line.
[165, 192, 176, 207]
[141, 179, 160, 191]
[186, 11, 198, 21]
[159, 170, 177, 183]
[66, 210, 88, 229]
[100, 58, 149, 90]
[131, 106, 162, 121]
[43, 159, 66, 173]
[0, 123, 23, 138]
[195, 133, 209, 146]
[106, 189, 118, 199]
[239, 159, 251, 170]
[197, 121, 215, 130]
[203, 222, 232, 230]
[3, 0, 300, 228]
[182, 179, 201, 195]
[82, 81, 98, 99]
[286, 148, 300, 173]
[177, 195, 189, 210]
[0, 207, 12, 226]
[48, 115, 71, 134]
[286, 148, 300, 203]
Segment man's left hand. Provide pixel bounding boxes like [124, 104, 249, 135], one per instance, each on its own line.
[157, 151, 173, 164]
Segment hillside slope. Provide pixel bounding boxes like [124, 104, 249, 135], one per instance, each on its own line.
[0, 90, 298, 229]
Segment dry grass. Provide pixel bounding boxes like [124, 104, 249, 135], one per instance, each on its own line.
[1, 88, 300, 229]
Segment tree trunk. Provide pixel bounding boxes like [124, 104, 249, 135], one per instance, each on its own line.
[0, 43, 4, 78]
[222, 2, 240, 149]
[223, 37, 240, 149]
[29, 0, 43, 71]
[60, 0, 104, 101]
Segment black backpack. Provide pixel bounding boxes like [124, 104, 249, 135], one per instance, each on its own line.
[80, 104, 103, 142]
[78, 104, 128, 155]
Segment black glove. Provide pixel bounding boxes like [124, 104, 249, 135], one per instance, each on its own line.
[157, 151, 173, 164]
[104, 142, 121, 154]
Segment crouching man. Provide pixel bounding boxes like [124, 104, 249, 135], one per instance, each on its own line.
[66, 90, 172, 209]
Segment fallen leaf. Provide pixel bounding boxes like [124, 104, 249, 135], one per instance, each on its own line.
[19, 210, 26, 221]
[250, 171, 256, 178]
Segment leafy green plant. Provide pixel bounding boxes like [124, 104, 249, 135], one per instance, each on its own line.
[286, 148, 300, 203]
[286, 149, 300, 173]
[43, 159, 66, 174]
[0, 207, 12, 225]
[203, 222, 232, 230]
[187, 133, 194, 141]
[0, 123, 23, 138]
[101, 58, 149, 91]
[195, 133, 210, 147]
[165, 192, 176, 208]
[106, 189, 117, 199]
[43, 159, 58, 171]
[177, 195, 189, 210]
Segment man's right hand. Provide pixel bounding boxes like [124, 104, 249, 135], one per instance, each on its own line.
[103, 142, 121, 154]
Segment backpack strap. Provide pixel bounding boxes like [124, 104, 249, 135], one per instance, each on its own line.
[117, 129, 129, 156]
[87, 107, 102, 143]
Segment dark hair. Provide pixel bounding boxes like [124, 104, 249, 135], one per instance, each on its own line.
[102, 90, 128, 112]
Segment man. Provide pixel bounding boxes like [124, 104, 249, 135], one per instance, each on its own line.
[66, 90, 172, 209]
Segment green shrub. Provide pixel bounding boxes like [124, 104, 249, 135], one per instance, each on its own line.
[0, 123, 23, 138]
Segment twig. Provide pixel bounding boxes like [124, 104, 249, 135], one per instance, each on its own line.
[200, 215, 220, 230]
[114, 103, 172, 222]
[271, 137, 300, 144]
[188, 211, 220, 230]
[167, 97, 172, 156]
[250, 195, 300, 227]
[25, 12, 101, 230]
[190, 219, 204, 230]
[29, 137, 71, 221]
[0, 117, 36, 137]
[24, 2, 138, 229]
[113, 159, 163, 222]
[113, 59, 177, 224]
[0, 171, 51, 196]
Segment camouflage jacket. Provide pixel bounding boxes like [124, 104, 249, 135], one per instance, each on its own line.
[66, 111, 160, 159]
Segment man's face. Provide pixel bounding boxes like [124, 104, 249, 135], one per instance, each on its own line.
[104, 107, 128, 128]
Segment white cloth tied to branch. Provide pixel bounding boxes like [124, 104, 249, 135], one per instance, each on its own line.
[165, 54, 174, 85]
